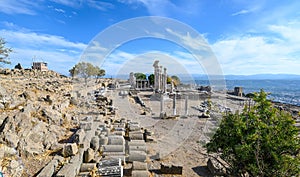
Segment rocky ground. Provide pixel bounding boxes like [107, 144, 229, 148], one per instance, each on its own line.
[0, 69, 299, 177]
[0, 69, 107, 176]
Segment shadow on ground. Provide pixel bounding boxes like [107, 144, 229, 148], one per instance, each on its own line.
[192, 166, 213, 177]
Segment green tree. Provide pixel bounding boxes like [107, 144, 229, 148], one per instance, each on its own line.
[0, 38, 12, 66]
[69, 66, 77, 78]
[69, 62, 105, 84]
[206, 90, 300, 177]
[171, 75, 180, 86]
[94, 66, 105, 82]
[134, 72, 146, 80]
[167, 76, 172, 84]
[148, 74, 154, 85]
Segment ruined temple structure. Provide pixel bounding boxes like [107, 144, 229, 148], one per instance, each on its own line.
[129, 72, 149, 90]
[129, 72, 136, 89]
[234, 87, 243, 97]
[32, 62, 48, 71]
[153, 60, 167, 93]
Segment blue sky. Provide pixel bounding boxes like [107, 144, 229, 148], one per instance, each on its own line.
[0, 0, 300, 76]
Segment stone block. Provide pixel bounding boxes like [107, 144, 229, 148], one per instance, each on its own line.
[80, 163, 96, 172]
[207, 158, 227, 176]
[132, 170, 149, 177]
[83, 148, 94, 163]
[37, 159, 58, 177]
[62, 143, 78, 157]
[132, 161, 148, 171]
[80, 122, 92, 131]
[128, 140, 146, 146]
[108, 135, 125, 145]
[103, 145, 125, 153]
[99, 136, 108, 146]
[129, 145, 147, 153]
[129, 133, 144, 140]
[128, 151, 147, 162]
[56, 163, 77, 177]
[112, 130, 125, 136]
[160, 163, 182, 175]
[73, 129, 85, 144]
[90, 136, 99, 151]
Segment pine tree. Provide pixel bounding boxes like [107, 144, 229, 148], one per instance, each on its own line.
[206, 90, 300, 177]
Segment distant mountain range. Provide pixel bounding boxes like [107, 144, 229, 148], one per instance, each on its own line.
[190, 74, 300, 80]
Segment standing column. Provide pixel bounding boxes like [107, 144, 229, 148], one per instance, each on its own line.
[163, 68, 167, 93]
[153, 60, 159, 91]
[184, 95, 188, 116]
[160, 94, 165, 118]
[155, 66, 159, 90]
[173, 94, 176, 115]
[159, 66, 163, 91]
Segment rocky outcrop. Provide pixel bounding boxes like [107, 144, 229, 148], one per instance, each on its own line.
[0, 69, 108, 176]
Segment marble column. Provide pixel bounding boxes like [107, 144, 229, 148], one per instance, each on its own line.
[129, 72, 136, 88]
[153, 60, 160, 91]
[163, 68, 167, 93]
[159, 66, 162, 91]
[173, 94, 176, 115]
[184, 95, 188, 116]
[160, 94, 164, 118]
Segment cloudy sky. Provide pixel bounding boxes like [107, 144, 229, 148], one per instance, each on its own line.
[0, 0, 300, 76]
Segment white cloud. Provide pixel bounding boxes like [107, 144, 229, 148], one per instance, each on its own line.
[97, 50, 205, 78]
[231, 9, 251, 16]
[211, 22, 300, 74]
[0, 30, 87, 50]
[0, 0, 40, 15]
[54, 8, 65, 13]
[0, 29, 87, 75]
[10, 48, 79, 73]
[51, 0, 114, 11]
[165, 28, 209, 51]
[50, 0, 82, 8]
[119, 0, 201, 17]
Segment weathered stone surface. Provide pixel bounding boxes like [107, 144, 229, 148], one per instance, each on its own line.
[132, 170, 149, 177]
[56, 163, 77, 177]
[80, 163, 96, 172]
[6, 159, 24, 177]
[43, 132, 57, 150]
[0, 70, 115, 175]
[207, 158, 227, 176]
[99, 136, 108, 146]
[62, 143, 78, 157]
[108, 135, 125, 145]
[83, 148, 94, 163]
[90, 136, 99, 151]
[80, 122, 92, 131]
[73, 129, 85, 144]
[128, 140, 146, 146]
[111, 130, 125, 136]
[98, 165, 123, 177]
[132, 161, 148, 171]
[4, 131, 19, 148]
[37, 159, 58, 177]
[103, 145, 125, 153]
[129, 145, 147, 153]
[128, 151, 147, 162]
[129, 133, 144, 140]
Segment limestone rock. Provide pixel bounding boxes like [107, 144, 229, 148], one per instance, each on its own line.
[83, 148, 94, 163]
[207, 158, 227, 176]
[62, 143, 78, 157]
[90, 136, 99, 151]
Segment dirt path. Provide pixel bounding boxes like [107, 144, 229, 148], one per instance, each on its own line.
[109, 90, 219, 176]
